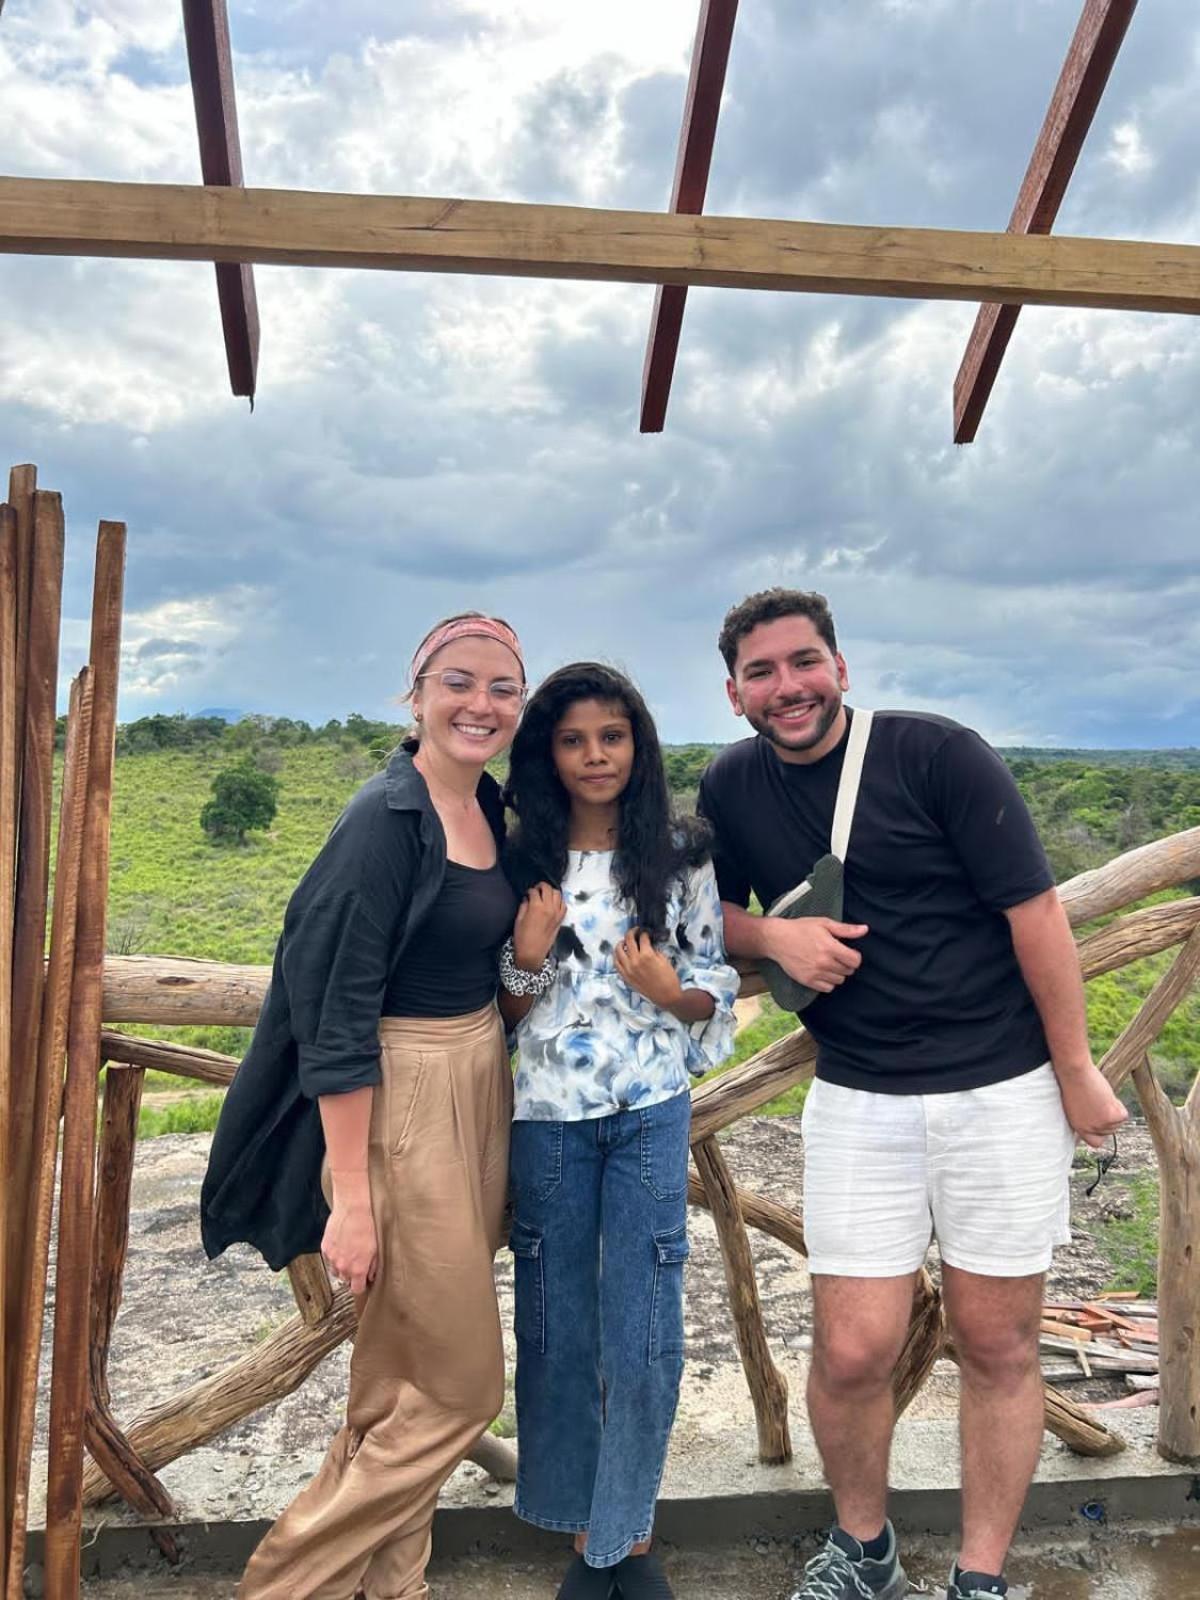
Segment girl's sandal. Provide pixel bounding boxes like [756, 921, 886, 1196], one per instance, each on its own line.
[555, 1552, 618, 1598]
[614, 1550, 675, 1598]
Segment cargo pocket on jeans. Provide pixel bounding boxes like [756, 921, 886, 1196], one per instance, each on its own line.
[649, 1223, 689, 1363]
[638, 1095, 690, 1201]
[508, 1220, 545, 1353]
[510, 1119, 564, 1202]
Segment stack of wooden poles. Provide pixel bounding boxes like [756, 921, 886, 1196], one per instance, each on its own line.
[1, 463, 125, 1600]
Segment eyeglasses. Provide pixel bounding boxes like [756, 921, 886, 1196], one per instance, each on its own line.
[1085, 1133, 1119, 1198]
[415, 669, 526, 706]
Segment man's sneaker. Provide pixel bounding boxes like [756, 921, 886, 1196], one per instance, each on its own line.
[788, 1523, 908, 1600]
[947, 1566, 1007, 1599]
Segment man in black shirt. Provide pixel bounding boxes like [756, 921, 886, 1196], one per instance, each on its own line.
[698, 589, 1127, 1600]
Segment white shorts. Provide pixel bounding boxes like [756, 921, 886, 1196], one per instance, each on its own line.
[800, 1064, 1076, 1278]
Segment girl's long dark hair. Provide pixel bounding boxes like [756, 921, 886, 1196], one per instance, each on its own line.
[503, 663, 710, 940]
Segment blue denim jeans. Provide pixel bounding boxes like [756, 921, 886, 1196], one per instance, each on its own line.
[508, 1089, 691, 1569]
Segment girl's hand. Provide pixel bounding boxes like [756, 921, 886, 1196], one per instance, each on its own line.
[321, 1191, 378, 1297]
[514, 882, 566, 970]
[614, 929, 684, 1009]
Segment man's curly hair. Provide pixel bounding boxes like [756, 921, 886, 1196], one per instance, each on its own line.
[718, 588, 838, 674]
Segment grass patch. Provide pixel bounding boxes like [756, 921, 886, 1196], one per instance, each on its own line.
[1098, 1172, 1160, 1298]
[703, 999, 812, 1117]
[137, 1093, 224, 1139]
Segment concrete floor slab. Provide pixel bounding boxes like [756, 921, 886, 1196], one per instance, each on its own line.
[62, 1526, 1200, 1600]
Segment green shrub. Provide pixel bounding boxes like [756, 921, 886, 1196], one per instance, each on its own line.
[201, 761, 280, 844]
[703, 999, 812, 1117]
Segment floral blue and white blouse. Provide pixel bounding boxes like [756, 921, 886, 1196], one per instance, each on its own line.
[512, 849, 739, 1122]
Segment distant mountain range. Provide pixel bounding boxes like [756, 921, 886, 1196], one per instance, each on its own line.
[194, 707, 247, 723]
[175, 711, 1195, 767]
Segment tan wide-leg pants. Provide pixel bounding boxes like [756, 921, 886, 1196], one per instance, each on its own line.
[239, 1004, 512, 1600]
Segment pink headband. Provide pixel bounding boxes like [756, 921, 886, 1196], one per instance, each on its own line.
[410, 616, 524, 687]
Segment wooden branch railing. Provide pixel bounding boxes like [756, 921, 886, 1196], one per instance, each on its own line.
[692, 1137, 791, 1463]
[73, 820, 1200, 1522]
[1132, 1052, 1200, 1462]
[96, 826, 1200, 1026]
[1059, 826, 1200, 926]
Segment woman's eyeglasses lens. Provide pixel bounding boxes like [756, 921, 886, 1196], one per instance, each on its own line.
[420, 670, 525, 705]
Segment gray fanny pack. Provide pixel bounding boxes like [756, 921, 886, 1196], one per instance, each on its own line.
[757, 709, 873, 1014]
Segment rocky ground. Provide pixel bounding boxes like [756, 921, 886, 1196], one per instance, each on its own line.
[35, 1112, 1159, 1498]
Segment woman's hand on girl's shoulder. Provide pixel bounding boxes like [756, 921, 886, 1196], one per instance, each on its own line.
[614, 929, 684, 1010]
[514, 882, 566, 970]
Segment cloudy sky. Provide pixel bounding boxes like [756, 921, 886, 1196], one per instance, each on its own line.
[2, 0, 1197, 746]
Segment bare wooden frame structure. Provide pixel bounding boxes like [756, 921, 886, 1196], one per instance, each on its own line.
[181, 0, 260, 402]
[952, 0, 1140, 441]
[643, 0, 1149, 439]
[0, 0, 1188, 439]
[639, 0, 740, 433]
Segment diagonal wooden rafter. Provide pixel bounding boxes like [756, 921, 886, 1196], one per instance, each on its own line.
[640, 0, 739, 433]
[181, 0, 260, 403]
[1, 179, 1198, 315]
[953, 0, 1139, 443]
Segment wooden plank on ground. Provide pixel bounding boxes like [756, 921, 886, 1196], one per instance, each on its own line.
[640, 0, 739, 432]
[1, 179, 1198, 315]
[953, 0, 1139, 441]
[181, 0, 259, 400]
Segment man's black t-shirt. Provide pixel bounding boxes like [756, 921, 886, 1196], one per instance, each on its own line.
[697, 709, 1054, 1095]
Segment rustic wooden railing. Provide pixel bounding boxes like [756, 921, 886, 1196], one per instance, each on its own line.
[68, 825, 1200, 1527]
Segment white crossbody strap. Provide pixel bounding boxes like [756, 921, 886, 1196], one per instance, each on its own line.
[830, 708, 873, 864]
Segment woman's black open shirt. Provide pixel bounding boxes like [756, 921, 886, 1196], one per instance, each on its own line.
[199, 742, 506, 1270]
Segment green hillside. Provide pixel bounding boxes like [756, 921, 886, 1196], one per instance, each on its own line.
[81, 718, 1199, 1128]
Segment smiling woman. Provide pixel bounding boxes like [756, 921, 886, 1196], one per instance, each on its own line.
[199, 609, 527, 1600]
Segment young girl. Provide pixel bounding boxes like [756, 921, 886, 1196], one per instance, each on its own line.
[202, 612, 525, 1600]
[500, 664, 738, 1600]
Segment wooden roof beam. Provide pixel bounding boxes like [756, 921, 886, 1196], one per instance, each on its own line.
[953, 0, 1139, 443]
[640, 0, 739, 433]
[182, 0, 260, 403]
[0, 179, 1197, 316]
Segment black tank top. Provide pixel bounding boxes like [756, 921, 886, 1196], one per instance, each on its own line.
[384, 860, 517, 1018]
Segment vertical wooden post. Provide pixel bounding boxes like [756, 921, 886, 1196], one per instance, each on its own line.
[1132, 1054, 1200, 1463]
[5, 673, 93, 1600]
[5, 489, 64, 1401]
[287, 1253, 334, 1325]
[85, 1064, 180, 1558]
[89, 1066, 146, 1415]
[692, 1136, 791, 1463]
[6, 465, 36, 794]
[44, 523, 125, 1600]
[0, 501, 17, 1600]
